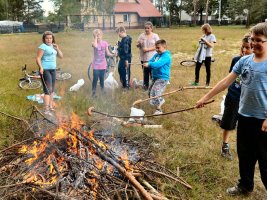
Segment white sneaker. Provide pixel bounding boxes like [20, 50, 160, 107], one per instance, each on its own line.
[159, 99, 165, 107]
[153, 109, 163, 115]
[44, 110, 53, 116]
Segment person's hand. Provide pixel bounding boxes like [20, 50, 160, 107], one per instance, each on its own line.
[143, 48, 149, 52]
[125, 60, 128, 68]
[200, 37, 206, 43]
[136, 42, 142, 48]
[52, 43, 59, 51]
[39, 67, 44, 75]
[262, 119, 267, 132]
[143, 63, 148, 68]
[195, 97, 209, 108]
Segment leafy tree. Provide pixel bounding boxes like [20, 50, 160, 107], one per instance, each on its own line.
[23, 0, 44, 23]
[0, 0, 24, 21]
[182, 0, 217, 25]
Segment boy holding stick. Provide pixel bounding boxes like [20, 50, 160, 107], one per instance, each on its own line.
[143, 39, 172, 115]
[196, 22, 267, 196]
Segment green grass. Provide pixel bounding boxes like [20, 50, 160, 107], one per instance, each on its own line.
[0, 26, 266, 199]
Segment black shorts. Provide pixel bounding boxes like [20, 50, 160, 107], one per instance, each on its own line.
[220, 95, 239, 130]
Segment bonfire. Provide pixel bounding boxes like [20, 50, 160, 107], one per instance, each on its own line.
[0, 106, 191, 200]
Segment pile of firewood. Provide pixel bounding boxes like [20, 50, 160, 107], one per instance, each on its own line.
[0, 107, 191, 200]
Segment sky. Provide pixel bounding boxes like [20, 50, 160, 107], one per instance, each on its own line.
[41, 0, 55, 16]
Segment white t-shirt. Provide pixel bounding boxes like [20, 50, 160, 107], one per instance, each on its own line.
[202, 34, 216, 57]
[137, 32, 160, 61]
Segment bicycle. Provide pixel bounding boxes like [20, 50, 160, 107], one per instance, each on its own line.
[180, 58, 215, 67]
[56, 68, 72, 81]
[87, 45, 118, 81]
[19, 64, 42, 90]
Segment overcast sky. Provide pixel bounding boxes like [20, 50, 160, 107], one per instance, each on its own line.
[41, 0, 54, 16]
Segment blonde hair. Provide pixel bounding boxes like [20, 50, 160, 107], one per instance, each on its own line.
[92, 29, 103, 36]
[116, 26, 126, 33]
[201, 23, 212, 35]
[42, 31, 55, 43]
[250, 22, 267, 37]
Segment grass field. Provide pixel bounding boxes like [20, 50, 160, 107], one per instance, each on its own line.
[0, 26, 267, 199]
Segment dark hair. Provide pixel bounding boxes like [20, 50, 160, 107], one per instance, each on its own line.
[242, 33, 251, 43]
[155, 39, 167, 46]
[42, 31, 55, 43]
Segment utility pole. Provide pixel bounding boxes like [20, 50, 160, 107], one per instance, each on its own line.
[5, 0, 8, 19]
[168, 1, 171, 27]
[218, 0, 221, 25]
[179, 0, 183, 26]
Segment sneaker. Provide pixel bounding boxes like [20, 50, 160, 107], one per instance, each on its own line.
[153, 109, 163, 115]
[44, 110, 53, 116]
[226, 185, 252, 196]
[49, 106, 55, 111]
[190, 82, 199, 86]
[159, 99, 165, 107]
[221, 143, 233, 160]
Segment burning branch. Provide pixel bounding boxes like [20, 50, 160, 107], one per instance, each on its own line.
[0, 109, 192, 199]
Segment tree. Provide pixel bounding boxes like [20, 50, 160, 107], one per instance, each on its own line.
[204, 0, 209, 23]
[0, 0, 24, 21]
[182, 0, 217, 25]
[24, 0, 44, 23]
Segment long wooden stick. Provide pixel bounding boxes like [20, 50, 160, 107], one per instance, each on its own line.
[0, 111, 30, 128]
[144, 168, 192, 189]
[132, 86, 212, 106]
[87, 100, 214, 119]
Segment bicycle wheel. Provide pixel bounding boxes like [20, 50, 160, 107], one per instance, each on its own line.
[180, 60, 196, 67]
[87, 63, 93, 81]
[56, 72, 72, 80]
[19, 79, 42, 90]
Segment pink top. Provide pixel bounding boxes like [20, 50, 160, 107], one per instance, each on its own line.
[137, 32, 160, 62]
[92, 40, 108, 70]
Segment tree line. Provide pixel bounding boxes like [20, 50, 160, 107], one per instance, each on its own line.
[156, 0, 267, 26]
[0, 0, 267, 26]
[0, 0, 43, 23]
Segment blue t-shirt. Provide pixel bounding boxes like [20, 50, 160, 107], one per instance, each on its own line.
[227, 56, 241, 101]
[148, 50, 172, 81]
[233, 54, 267, 119]
[38, 43, 57, 70]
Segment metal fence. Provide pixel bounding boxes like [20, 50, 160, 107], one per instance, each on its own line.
[0, 24, 65, 34]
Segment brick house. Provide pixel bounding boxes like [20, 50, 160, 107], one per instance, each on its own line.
[114, 0, 162, 28]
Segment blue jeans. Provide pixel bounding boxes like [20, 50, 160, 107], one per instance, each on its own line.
[92, 69, 105, 95]
[41, 69, 56, 95]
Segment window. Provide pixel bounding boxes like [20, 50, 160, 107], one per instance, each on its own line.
[123, 14, 129, 22]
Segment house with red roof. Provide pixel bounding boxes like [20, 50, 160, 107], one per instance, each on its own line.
[72, 0, 161, 29]
[114, 0, 162, 28]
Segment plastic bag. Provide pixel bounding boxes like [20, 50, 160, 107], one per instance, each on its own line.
[219, 95, 226, 115]
[104, 72, 118, 89]
[128, 107, 145, 122]
[69, 79, 85, 91]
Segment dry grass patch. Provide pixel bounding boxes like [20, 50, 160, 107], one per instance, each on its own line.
[0, 26, 266, 199]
